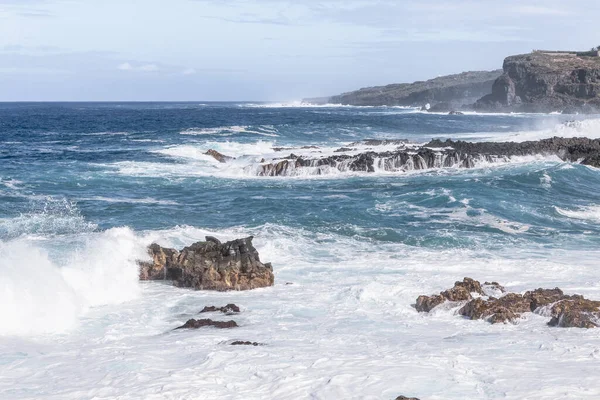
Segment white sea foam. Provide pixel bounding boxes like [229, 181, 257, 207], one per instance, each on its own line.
[180, 125, 279, 137]
[555, 205, 600, 223]
[492, 118, 600, 142]
[1, 223, 599, 398]
[0, 227, 146, 336]
[76, 196, 178, 205]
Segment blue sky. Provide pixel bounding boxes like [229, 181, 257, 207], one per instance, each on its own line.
[0, 0, 597, 101]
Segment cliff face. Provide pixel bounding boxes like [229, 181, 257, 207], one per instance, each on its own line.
[475, 52, 600, 113]
[324, 70, 502, 107]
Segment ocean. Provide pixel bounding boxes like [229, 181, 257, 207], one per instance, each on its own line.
[1, 102, 599, 399]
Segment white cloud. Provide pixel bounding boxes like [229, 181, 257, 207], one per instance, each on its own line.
[182, 68, 196, 75]
[515, 5, 570, 16]
[117, 62, 133, 70]
[117, 62, 159, 72]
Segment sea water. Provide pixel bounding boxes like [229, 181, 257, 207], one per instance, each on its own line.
[1, 102, 599, 399]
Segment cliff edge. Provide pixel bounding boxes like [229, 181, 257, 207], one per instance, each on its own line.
[475, 51, 600, 113]
[319, 70, 502, 108]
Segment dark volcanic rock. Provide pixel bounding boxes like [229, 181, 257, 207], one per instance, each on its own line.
[548, 298, 600, 328]
[418, 278, 600, 328]
[459, 293, 531, 324]
[138, 236, 274, 291]
[415, 277, 484, 312]
[475, 52, 600, 113]
[253, 137, 600, 177]
[205, 149, 234, 163]
[231, 341, 262, 346]
[326, 70, 502, 107]
[139, 243, 179, 281]
[200, 304, 241, 314]
[176, 318, 238, 329]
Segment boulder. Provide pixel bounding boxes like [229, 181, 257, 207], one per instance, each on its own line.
[395, 396, 420, 400]
[175, 318, 238, 329]
[548, 298, 600, 328]
[415, 277, 484, 312]
[200, 304, 241, 314]
[459, 293, 531, 324]
[138, 236, 274, 291]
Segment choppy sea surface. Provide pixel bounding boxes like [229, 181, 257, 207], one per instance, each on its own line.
[1, 102, 600, 400]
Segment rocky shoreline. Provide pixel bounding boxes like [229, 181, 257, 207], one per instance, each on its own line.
[138, 237, 600, 400]
[203, 136, 600, 177]
[319, 51, 600, 114]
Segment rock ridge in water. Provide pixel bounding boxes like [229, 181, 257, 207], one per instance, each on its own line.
[139, 236, 274, 291]
[416, 278, 600, 327]
[175, 319, 238, 329]
[235, 137, 600, 177]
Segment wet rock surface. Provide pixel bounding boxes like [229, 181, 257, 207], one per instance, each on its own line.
[417, 278, 600, 327]
[231, 341, 263, 346]
[175, 319, 238, 330]
[415, 278, 484, 312]
[205, 149, 235, 163]
[223, 137, 600, 177]
[139, 236, 274, 291]
[200, 304, 241, 314]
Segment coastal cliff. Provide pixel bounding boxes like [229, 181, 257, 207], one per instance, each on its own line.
[321, 70, 502, 108]
[475, 52, 600, 113]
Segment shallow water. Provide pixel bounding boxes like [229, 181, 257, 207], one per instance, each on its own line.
[1, 102, 599, 399]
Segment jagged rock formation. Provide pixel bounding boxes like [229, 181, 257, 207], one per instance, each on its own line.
[239, 137, 600, 177]
[139, 236, 274, 291]
[475, 52, 600, 113]
[416, 278, 600, 328]
[323, 70, 502, 107]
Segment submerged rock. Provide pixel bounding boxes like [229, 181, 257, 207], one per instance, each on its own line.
[138, 236, 274, 291]
[417, 278, 600, 328]
[200, 304, 241, 314]
[205, 149, 234, 163]
[231, 341, 263, 346]
[176, 318, 238, 329]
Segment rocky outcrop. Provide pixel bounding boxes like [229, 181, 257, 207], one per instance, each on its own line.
[205, 149, 235, 163]
[416, 278, 600, 328]
[475, 52, 600, 113]
[395, 396, 420, 400]
[139, 236, 274, 291]
[175, 319, 238, 329]
[324, 70, 501, 108]
[242, 137, 600, 177]
[200, 304, 241, 314]
[415, 278, 484, 312]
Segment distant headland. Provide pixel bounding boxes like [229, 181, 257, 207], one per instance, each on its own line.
[306, 48, 600, 114]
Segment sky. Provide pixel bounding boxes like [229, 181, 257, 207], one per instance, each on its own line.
[0, 0, 598, 101]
